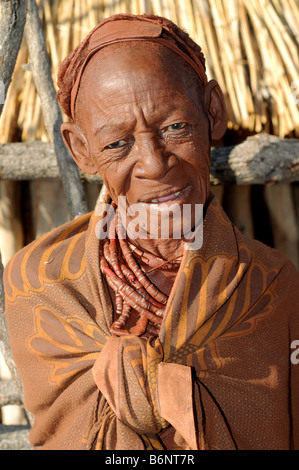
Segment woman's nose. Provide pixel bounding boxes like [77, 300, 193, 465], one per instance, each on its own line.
[133, 133, 178, 180]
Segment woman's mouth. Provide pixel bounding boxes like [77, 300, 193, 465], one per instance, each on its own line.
[145, 185, 191, 204]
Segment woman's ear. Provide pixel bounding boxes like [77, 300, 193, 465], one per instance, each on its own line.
[61, 122, 97, 175]
[204, 79, 228, 141]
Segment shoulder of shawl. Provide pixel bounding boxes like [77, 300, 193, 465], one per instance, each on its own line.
[237, 227, 298, 276]
[3, 212, 92, 302]
[234, 228, 299, 317]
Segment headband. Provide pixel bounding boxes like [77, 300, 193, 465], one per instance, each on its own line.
[70, 17, 208, 120]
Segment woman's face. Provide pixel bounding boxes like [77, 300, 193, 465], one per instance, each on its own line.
[64, 43, 226, 238]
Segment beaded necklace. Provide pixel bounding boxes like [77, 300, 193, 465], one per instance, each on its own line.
[99, 205, 182, 337]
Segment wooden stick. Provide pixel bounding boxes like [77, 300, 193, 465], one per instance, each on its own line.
[87, 0, 97, 29]
[0, 250, 32, 422]
[246, 0, 292, 135]
[147, 0, 159, 16]
[193, 0, 226, 95]
[22, 79, 36, 141]
[264, 183, 299, 269]
[0, 0, 27, 118]
[266, 0, 298, 60]
[24, 0, 88, 219]
[209, 0, 241, 125]
[190, 2, 213, 79]
[176, 0, 195, 38]
[43, 0, 59, 75]
[284, 0, 299, 35]
[224, 0, 253, 126]
[17, 69, 31, 131]
[238, 1, 260, 130]
[0, 181, 24, 265]
[255, 0, 298, 82]
[82, 0, 90, 39]
[60, 0, 74, 61]
[72, 0, 81, 49]
[0, 39, 27, 142]
[210, 185, 224, 205]
[223, 185, 254, 239]
[162, 0, 178, 24]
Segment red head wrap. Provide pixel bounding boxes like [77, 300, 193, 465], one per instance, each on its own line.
[58, 14, 208, 120]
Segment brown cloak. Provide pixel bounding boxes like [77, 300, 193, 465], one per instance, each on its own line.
[3, 193, 299, 449]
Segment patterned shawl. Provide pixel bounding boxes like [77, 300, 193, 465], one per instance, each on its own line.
[3, 192, 299, 450]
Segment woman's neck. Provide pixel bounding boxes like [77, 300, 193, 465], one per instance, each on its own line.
[127, 235, 185, 262]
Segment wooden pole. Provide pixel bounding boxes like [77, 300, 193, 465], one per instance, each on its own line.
[0, 252, 33, 426]
[24, 0, 88, 220]
[0, 0, 29, 428]
[0, 0, 27, 117]
[264, 183, 299, 269]
[223, 185, 254, 239]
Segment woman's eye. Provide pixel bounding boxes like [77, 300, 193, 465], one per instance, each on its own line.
[168, 122, 186, 131]
[106, 139, 127, 149]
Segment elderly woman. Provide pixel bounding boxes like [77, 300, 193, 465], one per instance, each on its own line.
[4, 14, 299, 450]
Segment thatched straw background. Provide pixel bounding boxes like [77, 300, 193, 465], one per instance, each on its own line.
[0, 0, 298, 427]
[1, 0, 299, 141]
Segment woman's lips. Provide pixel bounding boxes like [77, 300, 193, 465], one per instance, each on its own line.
[145, 185, 191, 204]
[148, 190, 182, 203]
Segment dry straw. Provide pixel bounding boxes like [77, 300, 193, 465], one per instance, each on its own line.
[0, 0, 298, 143]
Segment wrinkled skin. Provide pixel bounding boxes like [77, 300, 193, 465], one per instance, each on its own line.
[61, 42, 227, 295]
